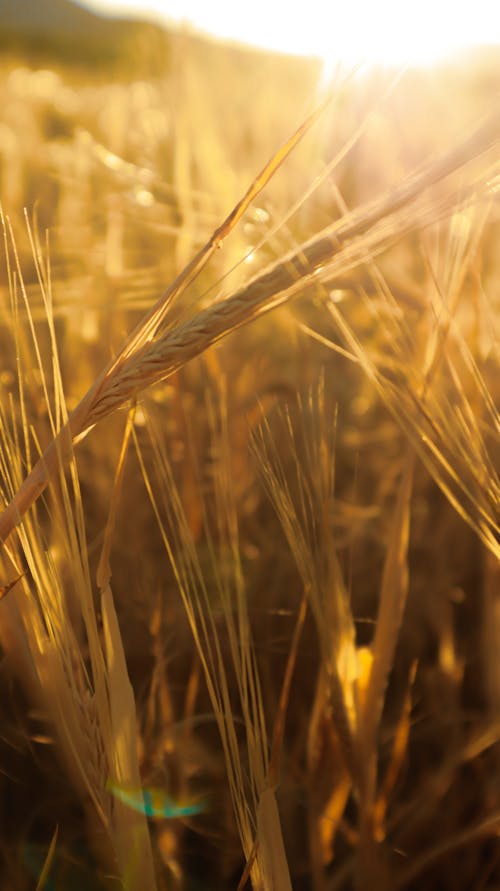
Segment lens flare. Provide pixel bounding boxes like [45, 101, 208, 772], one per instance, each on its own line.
[106, 779, 207, 819]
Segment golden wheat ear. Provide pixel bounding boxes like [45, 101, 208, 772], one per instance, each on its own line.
[0, 108, 497, 547]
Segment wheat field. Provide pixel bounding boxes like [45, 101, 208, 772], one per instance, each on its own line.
[0, 28, 499, 891]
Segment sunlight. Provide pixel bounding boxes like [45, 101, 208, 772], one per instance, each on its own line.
[82, 0, 499, 67]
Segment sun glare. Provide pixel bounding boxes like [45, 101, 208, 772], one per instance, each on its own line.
[83, 0, 499, 68]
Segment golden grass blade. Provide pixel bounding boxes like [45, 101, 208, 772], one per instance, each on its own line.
[352, 455, 413, 889]
[95, 404, 157, 889]
[101, 582, 158, 890]
[359, 451, 414, 767]
[306, 665, 350, 885]
[96, 402, 136, 590]
[318, 772, 352, 868]
[268, 593, 308, 786]
[372, 661, 417, 841]
[256, 787, 293, 891]
[34, 825, 58, 891]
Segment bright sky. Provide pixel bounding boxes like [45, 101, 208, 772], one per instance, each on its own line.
[82, 0, 499, 67]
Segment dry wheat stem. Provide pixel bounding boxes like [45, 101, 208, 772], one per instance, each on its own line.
[0, 110, 497, 545]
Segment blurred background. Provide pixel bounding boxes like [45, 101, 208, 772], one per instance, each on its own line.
[0, 2, 499, 890]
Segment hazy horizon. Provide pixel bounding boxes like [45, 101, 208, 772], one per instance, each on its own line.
[77, 0, 500, 67]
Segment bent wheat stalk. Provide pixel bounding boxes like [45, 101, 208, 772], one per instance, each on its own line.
[0, 109, 498, 544]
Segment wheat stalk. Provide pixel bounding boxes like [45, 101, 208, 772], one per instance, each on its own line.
[0, 109, 497, 546]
